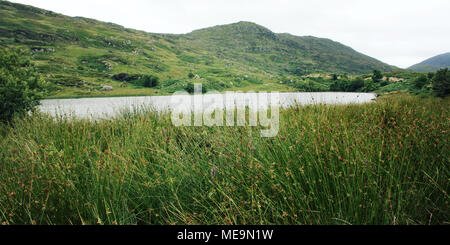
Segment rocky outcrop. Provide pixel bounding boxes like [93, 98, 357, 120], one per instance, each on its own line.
[101, 85, 114, 91]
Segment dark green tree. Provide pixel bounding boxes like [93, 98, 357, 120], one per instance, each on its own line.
[432, 68, 450, 97]
[332, 74, 338, 81]
[330, 78, 364, 92]
[141, 75, 159, 88]
[0, 48, 46, 123]
[362, 80, 379, 92]
[349, 78, 365, 91]
[185, 82, 207, 93]
[413, 74, 429, 89]
[372, 70, 383, 83]
[185, 82, 194, 93]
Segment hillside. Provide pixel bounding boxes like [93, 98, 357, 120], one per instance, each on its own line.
[409, 52, 450, 72]
[0, 1, 396, 98]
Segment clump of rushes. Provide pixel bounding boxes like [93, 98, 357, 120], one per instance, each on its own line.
[0, 94, 448, 225]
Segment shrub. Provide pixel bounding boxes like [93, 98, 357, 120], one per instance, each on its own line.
[140, 75, 159, 88]
[432, 68, 450, 97]
[185, 82, 207, 93]
[293, 80, 327, 92]
[413, 74, 429, 89]
[112, 73, 140, 82]
[332, 74, 338, 81]
[330, 78, 364, 92]
[0, 48, 46, 123]
[372, 70, 383, 83]
[349, 78, 365, 91]
[362, 80, 379, 92]
[185, 82, 194, 93]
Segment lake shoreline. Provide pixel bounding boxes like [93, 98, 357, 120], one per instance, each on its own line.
[43, 91, 380, 100]
[39, 92, 378, 119]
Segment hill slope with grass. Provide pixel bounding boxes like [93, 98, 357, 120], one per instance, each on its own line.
[409, 52, 450, 72]
[0, 1, 396, 98]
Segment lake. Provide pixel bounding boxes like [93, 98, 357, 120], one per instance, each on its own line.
[39, 92, 377, 119]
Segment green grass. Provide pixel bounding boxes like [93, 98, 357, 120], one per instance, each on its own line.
[0, 94, 448, 225]
[0, 1, 398, 99]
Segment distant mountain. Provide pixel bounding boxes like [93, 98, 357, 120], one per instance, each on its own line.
[0, 1, 396, 97]
[184, 21, 395, 75]
[409, 53, 450, 72]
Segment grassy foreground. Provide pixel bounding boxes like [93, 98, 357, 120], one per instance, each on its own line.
[0, 94, 448, 225]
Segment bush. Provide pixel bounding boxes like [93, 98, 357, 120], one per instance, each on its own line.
[140, 75, 159, 88]
[330, 78, 365, 92]
[112, 73, 140, 82]
[372, 70, 383, 83]
[349, 78, 365, 91]
[332, 74, 338, 81]
[432, 68, 450, 97]
[293, 80, 328, 92]
[185, 82, 194, 93]
[413, 74, 429, 89]
[0, 48, 46, 123]
[361, 80, 379, 92]
[185, 82, 207, 93]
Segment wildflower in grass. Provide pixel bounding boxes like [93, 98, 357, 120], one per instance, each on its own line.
[211, 167, 216, 177]
[224, 217, 232, 225]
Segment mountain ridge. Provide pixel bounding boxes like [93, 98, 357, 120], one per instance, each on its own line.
[409, 52, 450, 72]
[0, 0, 398, 97]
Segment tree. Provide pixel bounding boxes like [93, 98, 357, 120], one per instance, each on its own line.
[413, 74, 429, 89]
[372, 70, 383, 83]
[432, 68, 450, 97]
[330, 80, 342, 91]
[185, 82, 194, 93]
[362, 80, 379, 92]
[332, 74, 338, 81]
[349, 78, 365, 91]
[0, 48, 46, 123]
[330, 78, 364, 92]
[330, 79, 349, 91]
[141, 75, 159, 88]
[185, 82, 207, 93]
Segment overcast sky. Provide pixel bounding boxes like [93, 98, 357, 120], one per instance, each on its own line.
[9, 0, 450, 68]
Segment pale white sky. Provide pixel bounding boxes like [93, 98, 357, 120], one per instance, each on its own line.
[9, 0, 450, 68]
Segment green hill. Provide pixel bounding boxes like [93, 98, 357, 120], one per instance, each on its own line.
[0, 1, 396, 98]
[409, 52, 450, 72]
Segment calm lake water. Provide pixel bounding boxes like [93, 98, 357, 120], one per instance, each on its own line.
[39, 92, 377, 119]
